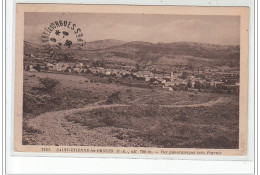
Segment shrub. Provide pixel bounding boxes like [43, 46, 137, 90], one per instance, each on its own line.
[102, 116, 117, 126]
[106, 91, 121, 104]
[66, 115, 82, 124]
[23, 93, 35, 113]
[39, 77, 60, 91]
[33, 64, 41, 72]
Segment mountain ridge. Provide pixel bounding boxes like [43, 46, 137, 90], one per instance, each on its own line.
[23, 39, 240, 67]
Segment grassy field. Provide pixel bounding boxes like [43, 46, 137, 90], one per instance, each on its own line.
[23, 71, 239, 148]
[65, 102, 238, 148]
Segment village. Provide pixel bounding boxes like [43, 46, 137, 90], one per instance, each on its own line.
[24, 56, 240, 94]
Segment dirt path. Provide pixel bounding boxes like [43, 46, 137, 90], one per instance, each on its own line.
[25, 97, 230, 146]
[26, 102, 131, 146]
[160, 97, 230, 108]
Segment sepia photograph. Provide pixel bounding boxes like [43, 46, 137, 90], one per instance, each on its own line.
[14, 4, 249, 155]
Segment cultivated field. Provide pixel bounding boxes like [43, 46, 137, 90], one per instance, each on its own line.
[23, 72, 239, 148]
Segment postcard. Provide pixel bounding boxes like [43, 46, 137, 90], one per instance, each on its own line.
[14, 4, 249, 156]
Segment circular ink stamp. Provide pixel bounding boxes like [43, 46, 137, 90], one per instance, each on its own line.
[41, 20, 86, 49]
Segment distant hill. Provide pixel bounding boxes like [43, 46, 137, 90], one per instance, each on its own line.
[24, 41, 42, 50]
[159, 42, 240, 60]
[103, 41, 239, 61]
[23, 40, 240, 67]
[98, 41, 240, 67]
[83, 39, 127, 50]
[24, 41, 44, 57]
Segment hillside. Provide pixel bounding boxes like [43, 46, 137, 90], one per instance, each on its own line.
[83, 39, 127, 50]
[102, 41, 239, 61]
[23, 40, 240, 67]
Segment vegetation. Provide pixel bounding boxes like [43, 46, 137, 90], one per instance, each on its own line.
[66, 99, 239, 149]
[181, 71, 189, 79]
[23, 73, 104, 119]
[23, 72, 239, 149]
[39, 77, 60, 91]
[106, 91, 121, 104]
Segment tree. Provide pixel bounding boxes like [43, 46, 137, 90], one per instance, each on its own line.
[33, 64, 41, 72]
[181, 71, 188, 79]
[135, 64, 140, 71]
[187, 79, 192, 88]
[106, 91, 121, 104]
[92, 61, 105, 67]
[194, 81, 201, 91]
[39, 77, 60, 91]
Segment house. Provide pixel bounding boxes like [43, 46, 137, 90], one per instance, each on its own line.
[190, 79, 196, 88]
[55, 62, 64, 67]
[46, 63, 54, 67]
[105, 70, 111, 75]
[164, 74, 171, 79]
[89, 67, 98, 74]
[163, 86, 173, 91]
[164, 82, 173, 87]
[81, 69, 88, 73]
[65, 68, 72, 73]
[210, 81, 224, 87]
[180, 80, 187, 85]
[116, 73, 122, 78]
[152, 81, 158, 85]
[145, 77, 150, 82]
[73, 67, 81, 73]
[56, 68, 64, 72]
[25, 65, 38, 72]
[160, 79, 166, 84]
[173, 78, 181, 86]
[40, 66, 48, 71]
[76, 63, 84, 68]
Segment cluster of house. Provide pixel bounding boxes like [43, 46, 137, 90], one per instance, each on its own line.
[88, 67, 132, 78]
[24, 61, 239, 92]
[25, 62, 84, 73]
[131, 70, 238, 91]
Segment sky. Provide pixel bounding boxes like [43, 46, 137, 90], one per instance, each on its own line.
[24, 12, 240, 45]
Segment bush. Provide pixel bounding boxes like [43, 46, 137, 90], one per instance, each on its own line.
[33, 64, 41, 72]
[23, 93, 35, 113]
[39, 77, 60, 91]
[66, 115, 82, 124]
[102, 116, 117, 126]
[106, 91, 121, 104]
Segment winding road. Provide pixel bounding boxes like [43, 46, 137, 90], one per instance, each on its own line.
[25, 97, 230, 146]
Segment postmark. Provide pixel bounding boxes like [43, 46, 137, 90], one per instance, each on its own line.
[41, 20, 85, 49]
